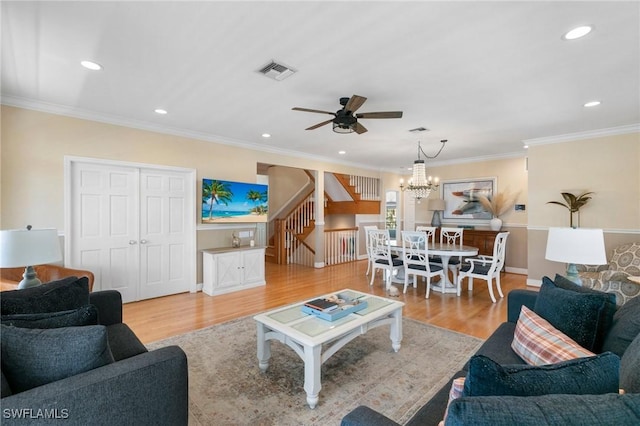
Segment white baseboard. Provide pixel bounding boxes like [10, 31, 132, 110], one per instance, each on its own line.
[314, 262, 326, 268]
[505, 267, 527, 275]
[526, 278, 542, 287]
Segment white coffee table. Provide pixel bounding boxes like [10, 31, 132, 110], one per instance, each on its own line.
[254, 289, 404, 408]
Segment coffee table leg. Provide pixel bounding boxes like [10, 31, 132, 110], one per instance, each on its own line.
[303, 345, 322, 409]
[256, 322, 271, 372]
[390, 308, 403, 352]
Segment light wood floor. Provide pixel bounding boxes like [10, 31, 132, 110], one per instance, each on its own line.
[123, 260, 532, 344]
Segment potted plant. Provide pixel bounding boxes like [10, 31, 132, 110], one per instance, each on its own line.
[547, 192, 593, 228]
[477, 191, 519, 231]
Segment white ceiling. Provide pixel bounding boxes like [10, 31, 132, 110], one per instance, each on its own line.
[2, 1, 639, 173]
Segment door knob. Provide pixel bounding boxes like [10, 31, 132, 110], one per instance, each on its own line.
[129, 240, 137, 245]
[140, 239, 148, 244]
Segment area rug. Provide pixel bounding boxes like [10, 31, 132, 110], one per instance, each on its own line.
[147, 315, 483, 426]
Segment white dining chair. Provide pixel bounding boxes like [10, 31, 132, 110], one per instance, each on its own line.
[401, 231, 445, 298]
[369, 229, 403, 290]
[363, 225, 378, 276]
[457, 232, 509, 303]
[431, 227, 464, 284]
[415, 226, 437, 245]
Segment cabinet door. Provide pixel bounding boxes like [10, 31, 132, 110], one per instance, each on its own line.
[216, 251, 243, 289]
[242, 249, 266, 285]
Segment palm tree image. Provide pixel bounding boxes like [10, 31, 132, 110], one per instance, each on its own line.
[246, 189, 268, 215]
[202, 179, 233, 220]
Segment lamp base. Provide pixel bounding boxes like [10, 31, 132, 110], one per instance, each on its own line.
[18, 265, 43, 289]
[431, 211, 442, 227]
[564, 263, 583, 286]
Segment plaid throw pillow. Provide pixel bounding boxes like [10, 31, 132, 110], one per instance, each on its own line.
[512, 306, 594, 365]
[442, 377, 466, 424]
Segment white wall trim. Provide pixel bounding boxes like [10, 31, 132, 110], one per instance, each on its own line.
[523, 123, 640, 146]
[4, 96, 529, 173]
[527, 226, 640, 234]
[505, 267, 527, 275]
[526, 279, 542, 287]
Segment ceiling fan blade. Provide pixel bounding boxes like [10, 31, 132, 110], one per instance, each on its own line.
[354, 122, 368, 134]
[292, 107, 335, 115]
[344, 95, 367, 113]
[306, 118, 334, 130]
[356, 111, 403, 119]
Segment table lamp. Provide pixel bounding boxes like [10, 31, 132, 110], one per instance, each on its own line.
[0, 226, 63, 289]
[427, 198, 446, 227]
[545, 227, 607, 285]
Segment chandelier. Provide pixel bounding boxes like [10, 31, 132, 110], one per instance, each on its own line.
[400, 140, 447, 200]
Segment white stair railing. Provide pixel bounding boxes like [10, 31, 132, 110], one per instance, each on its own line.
[348, 175, 381, 201]
[284, 194, 315, 266]
[324, 227, 358, 266]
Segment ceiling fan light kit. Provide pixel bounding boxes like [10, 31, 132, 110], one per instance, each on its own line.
[292, 94, 403, 135]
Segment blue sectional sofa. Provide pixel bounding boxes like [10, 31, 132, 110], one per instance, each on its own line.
[1, 277, 188, 425]
[342, 275, 640, 426]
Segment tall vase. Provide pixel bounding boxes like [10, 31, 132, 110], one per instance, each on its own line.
[490, 217, 502, 231]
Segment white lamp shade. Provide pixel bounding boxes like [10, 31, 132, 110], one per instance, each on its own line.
[545, 227, 607, 265]
[0, 228, 62, 267]
[427, 198, 446, 211]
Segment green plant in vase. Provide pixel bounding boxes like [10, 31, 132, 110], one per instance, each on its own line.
[547, 192, 593, 228]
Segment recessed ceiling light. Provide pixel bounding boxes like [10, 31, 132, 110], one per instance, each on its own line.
[584, 101, 601, 107]
[80, 60, 102, 71]
[154, 109, 168, 115]
[562, 25, 593, 40]
[338, 150, 346, 155]
[523, 145, 529, 149]
[262, 133, 271, 138]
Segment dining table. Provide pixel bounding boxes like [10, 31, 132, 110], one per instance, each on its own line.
[388, 241, 479, 294]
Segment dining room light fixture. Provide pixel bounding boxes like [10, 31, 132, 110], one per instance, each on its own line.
[400, 140, 447, 200]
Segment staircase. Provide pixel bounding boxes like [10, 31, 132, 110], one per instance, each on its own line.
[267, 172, 381, 266]
[326, 174, 380, 215]
[270, 194, 316, 266]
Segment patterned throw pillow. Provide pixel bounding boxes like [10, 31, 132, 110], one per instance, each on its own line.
[511, 306, 594, 365]
[442, 377, 466, 423]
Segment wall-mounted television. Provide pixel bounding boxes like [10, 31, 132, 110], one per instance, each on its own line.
[201, 178, 268, 223]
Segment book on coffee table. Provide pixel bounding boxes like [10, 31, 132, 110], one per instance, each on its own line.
[304, 298, 338, 312]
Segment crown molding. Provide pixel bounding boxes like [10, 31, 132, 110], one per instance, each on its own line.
[2, 96, 398, 173]
[522, 123, 640, 146]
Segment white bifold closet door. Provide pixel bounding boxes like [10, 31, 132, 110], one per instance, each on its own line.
[66, 158, 195, 303]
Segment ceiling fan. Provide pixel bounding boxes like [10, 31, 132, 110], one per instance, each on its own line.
[292, 95, 403, 134]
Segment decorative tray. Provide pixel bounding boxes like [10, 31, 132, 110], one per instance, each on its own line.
[301, 292, 368, 321]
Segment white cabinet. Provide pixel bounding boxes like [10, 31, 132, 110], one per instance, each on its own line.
[202, 247, 265, 296]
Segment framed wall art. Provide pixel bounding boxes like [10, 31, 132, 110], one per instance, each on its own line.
[441, 178, 495, 220]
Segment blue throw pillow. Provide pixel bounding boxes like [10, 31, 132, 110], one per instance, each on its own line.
[445, 394, 640, 426]
[534, 278, 608, 351]
[621, 333, 640, 394]
[553, 274, 617, 352]
[602, 294, 640, 357]
[0, 276, 90, 315]
[1, 304, 98, 328]
[0, 324, 114, 393]
[463, 353, 619, 397]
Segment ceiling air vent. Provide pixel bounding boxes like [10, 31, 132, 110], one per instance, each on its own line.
[409, 127, 429, 133]
[258, 60, 296, 81]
